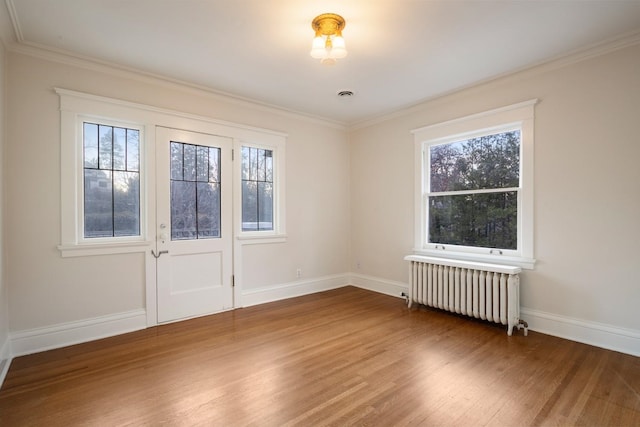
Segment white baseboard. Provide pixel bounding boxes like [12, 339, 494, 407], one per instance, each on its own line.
[0, 335, 11, 389]
[349, 273, 408, 298]
[349, 272, 639, 357]
[4, 277, 638, 366]
[241, 274, 349, 307]
[10, 309, 147, 357]
[521, 308, 640, 357]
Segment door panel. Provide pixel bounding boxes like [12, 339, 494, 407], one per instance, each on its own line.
[156, 127, 233, 323]
[169, 252, 223, 293]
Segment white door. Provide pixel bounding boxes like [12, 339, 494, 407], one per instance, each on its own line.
[155, 127, 233, 323]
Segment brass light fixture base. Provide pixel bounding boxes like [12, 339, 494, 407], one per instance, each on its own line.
[311, 13, 346, 36]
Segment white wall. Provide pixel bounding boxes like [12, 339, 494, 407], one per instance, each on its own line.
[5, 51, 350, 334]
[3, 37, 639, 358]
[349, 43, 640, 353]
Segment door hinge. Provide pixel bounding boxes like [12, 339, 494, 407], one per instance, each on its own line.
[232, 275, 235, 287]
[231, 148, 234, 161]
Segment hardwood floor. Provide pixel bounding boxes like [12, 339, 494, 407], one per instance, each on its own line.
[1, 286, 638, 426]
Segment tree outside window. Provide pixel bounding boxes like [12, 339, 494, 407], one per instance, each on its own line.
[83, 122, 140, 238]
[428, 130, 520, 250]
[241, 146, 273, 232]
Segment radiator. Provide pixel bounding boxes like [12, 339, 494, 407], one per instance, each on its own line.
[404, 255, 527, 336]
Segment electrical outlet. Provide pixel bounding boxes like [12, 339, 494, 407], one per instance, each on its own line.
[296, 268, 302, 278]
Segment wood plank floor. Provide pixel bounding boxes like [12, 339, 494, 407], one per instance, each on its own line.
[1, 286, 638, 426]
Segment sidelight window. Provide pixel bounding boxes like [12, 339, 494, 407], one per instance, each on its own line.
[235, 138, 286, 243]
[241, 146, 273, 232]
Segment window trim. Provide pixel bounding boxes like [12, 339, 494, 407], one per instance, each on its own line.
[411, 99, 537, 269]
[234, 139, 287, 245]
[57, 88, 288, 258]
[58, 93, 152, 258]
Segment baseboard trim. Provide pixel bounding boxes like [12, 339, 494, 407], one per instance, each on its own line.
[348, 273, 640, 357]
[349, 273, 408, 298]
[241, 274, 349, 307]
[521, 308, 640, 357]
[4, 278, 638, 363]
[0, 336, 11, 389]
[10, 309, 147, 358]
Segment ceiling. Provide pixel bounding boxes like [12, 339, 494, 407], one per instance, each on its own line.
[2, 0, 640, 126]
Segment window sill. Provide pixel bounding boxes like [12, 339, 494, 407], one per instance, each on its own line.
[412, 248, 536, 270]
[58, 241, 152, 258]
[236, 233, 287, 245]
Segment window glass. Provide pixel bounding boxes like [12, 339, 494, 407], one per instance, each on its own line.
[427, 130, 520, 250]
[170, 141, 221, 240]
[430, 131, 520, 192]
[83, 122, 140, 238]
[241, 146, 273, 231]
[428, 191, 518, 249]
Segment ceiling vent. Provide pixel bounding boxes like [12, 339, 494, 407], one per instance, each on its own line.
[337, 90, 354, 97]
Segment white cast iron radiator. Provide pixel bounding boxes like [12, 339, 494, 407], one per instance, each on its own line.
[404, 255, 528, 336]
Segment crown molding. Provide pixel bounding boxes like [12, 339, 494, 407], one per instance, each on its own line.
[55, 87, 290, 139]
[3, 0, 639, 132]
[5, 39, 347, 131]
[2, 3, 348, 129]
[0, 0, 15, 47]
[348, 28, 640, 131]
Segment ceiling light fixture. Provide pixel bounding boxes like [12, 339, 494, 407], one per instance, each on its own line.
[310, 13, 347, 65]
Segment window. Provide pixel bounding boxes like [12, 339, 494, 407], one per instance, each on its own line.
[83, 122, 141, 238]
[235, 140, 285, 243]
[412, 100, 536, 268]
[241, 146, 273, 232]
[170, 142, 221, 240]
[58, 88, 287, 257]
[428, 129, 520, 250]
[57, 89, 152, 257]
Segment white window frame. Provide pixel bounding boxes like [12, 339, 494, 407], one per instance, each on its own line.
[234, 138, 286, 245]
[57, 87, 287, 258]
[411, 99, 537, 269]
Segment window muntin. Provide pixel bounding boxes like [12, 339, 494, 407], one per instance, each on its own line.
[427, 130, 520, 251]
[83, 122, 140, 238]
[241, 146, 273, 232]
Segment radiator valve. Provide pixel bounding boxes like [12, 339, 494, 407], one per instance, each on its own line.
[517, 319, 529, 336]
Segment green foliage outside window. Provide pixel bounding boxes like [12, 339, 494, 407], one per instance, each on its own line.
[428, 131, 520, 250]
